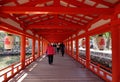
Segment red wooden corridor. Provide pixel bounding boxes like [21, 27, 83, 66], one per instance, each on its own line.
[9, 53, 104, 82]
[0, 0, 120, 82]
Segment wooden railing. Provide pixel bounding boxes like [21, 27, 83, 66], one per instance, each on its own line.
[90, 61, 112, 73]
[25, 56, 34, 66]
[78, 57, 86, 66]
[0, 56, 34, 82]
[90, 62, 112, 82]
[0, 62, 22, 82]
[77, 57, 112, 82]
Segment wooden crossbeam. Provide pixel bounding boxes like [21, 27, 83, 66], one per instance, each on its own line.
[0, 7, 114, 15]
[27, 24, 83, 30]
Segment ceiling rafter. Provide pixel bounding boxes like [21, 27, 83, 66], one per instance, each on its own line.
[35, 29, 74, 32]
[44, 36, 71, 40]
[91, 0, 116, 7]
[39, 32, 75, 35]
[32, 18, 84, 28]
[30, 17, 55, 25]
[27, 24, 82, 30]
[27, 15, 54, 25]
[62, 0, 92, 7]
[44, 35, 71, 39]
[54, 0, 60, 6]
[0, 0, 119, 42]
[58, 15, 86, 27]
[37, 28, 75, 40]
[27, 15, 51, 23]
[64, 14, 89, 24]
[20, 14, 40, 20]
[0, 13, 25, 28]
[36, 29, 67, 32]
[0, 0, 16, 5]
[20, 0, 51, 6]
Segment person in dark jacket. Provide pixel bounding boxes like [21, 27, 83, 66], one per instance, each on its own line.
[56, 43, 60, 53]
[60, 42, 65, 56]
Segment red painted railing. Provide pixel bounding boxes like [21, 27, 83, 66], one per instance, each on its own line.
[89, 62, 112, 82]
[0, 56, 34, 82]
[0, 62, 22, 82]
[25, 56, 34, 66]
[77, 57, 112, 82]
[0, 54, 112, 82]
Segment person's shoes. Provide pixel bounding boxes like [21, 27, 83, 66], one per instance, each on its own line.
[49, 62, 53, 65]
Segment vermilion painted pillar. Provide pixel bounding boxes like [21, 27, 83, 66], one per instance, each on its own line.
[66, 41, 68, 53]
[38, 38, 40, 57]
[65, 41, 67, 53]
[42, 40, 44, 55]
[86, 33, 90, 68]
[68, 40, 70, 55]
[111, 26, 120, 82]
[64, 42, 66, 51]
[32, 38, 35, 60]
[76, 37, 79, 61]
[20, 35, 26, 69]
[71, 39, 73, 56]
[66, 41, 68, 54]
[43, 41, 47, 53]
[43, 41, 46, 54]
[40, 40, 42, 56]
[41, 39, 43, 55]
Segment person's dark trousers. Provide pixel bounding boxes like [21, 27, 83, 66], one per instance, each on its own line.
[57, 48, 59, 53]
[62, 51, 64, 56]
[48, 55, 53, 64]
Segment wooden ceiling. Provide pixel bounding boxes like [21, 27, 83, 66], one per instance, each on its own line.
[0, 0, 119, 42]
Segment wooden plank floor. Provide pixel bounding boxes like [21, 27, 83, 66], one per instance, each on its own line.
[9, 53, 105, 82]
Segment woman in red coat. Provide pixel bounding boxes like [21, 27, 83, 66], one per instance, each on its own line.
[46, 44, 55, 64]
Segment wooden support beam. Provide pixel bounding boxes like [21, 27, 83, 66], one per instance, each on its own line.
[27, 24, 82, 30]
[111, 26, 120, 82]
[20, 35, 26, 70]
[38, 38, 40, 57]
[76, 36, 79, 61]
[38, 32, 74, 35]
[32, 37, 35, 60]
[115, 4, 120, 14]
[62, 0, 91, 7]
[86, 31, 90, 69]
[0, 6, 114, 15]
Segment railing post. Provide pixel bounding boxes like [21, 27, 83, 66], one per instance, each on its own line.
[11, 64, 14, 75]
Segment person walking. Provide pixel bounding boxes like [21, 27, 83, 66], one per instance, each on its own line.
[46, 44, 55, 64]
[56, 43, 60, 53]
[60, 42, 65, 56]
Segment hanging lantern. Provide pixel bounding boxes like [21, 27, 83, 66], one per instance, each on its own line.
[26, 39, 29, 48]
[4, 33, 14, 50]
[96, 34, 106, 50]
[81, 38, 86, 48]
